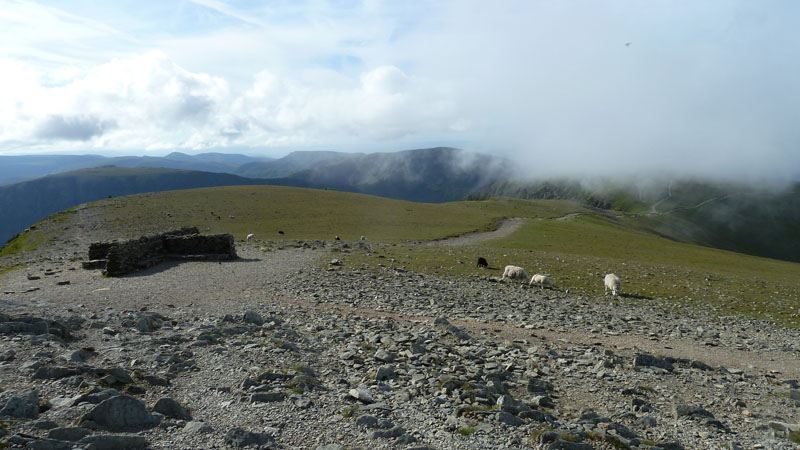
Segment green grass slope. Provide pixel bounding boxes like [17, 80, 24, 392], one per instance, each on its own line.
[3, 185, 798, 328]
[47, 186, 585, 243]
[348, 212, 800, 326]
[0, 166, 269, 247]
[469, 178, 800, 263]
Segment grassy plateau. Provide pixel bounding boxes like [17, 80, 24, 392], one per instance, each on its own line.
[2, 185, 799, 327]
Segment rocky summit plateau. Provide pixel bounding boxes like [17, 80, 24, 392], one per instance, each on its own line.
[1, 231, 800, 450]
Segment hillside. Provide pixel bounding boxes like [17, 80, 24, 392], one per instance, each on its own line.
[0, 154, 108, 186]
[236, 147, 514, 202]
[469, 178, 800, 263]
[0, 167, 267, 246]
[233, 150, 351, 179]
[633, 181, 800, 262]
[271, 147, 515, 202]
[4, 149, 799, 263]
[0, 148, 516, 245]
[4, 184, 798, 327]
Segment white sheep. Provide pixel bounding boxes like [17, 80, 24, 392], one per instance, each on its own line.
[501, 265, 530, 283]
[604, 273, 621, 296]
[530, 274, 553, 289]
[360, 235, 366, 241]
[246, 233, 255, 242]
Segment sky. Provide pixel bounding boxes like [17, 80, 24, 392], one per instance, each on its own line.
[1, 0, 799, 180]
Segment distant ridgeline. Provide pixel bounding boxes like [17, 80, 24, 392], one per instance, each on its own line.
[0, 148, 514, 247]
[0, 166, 267, 248]
[2, 148, 798, 264]
[465, 179, 613, 209]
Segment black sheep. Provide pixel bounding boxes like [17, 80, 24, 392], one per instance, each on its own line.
[477, 257, 488, 268]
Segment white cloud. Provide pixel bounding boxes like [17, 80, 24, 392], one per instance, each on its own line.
[0, 51, 465, 152]
[0, 51, 232, 151]
[2, 0, 799, 181]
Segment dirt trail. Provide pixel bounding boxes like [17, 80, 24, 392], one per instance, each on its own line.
[432, 213, 582, 247]
[431, 217, 525, 246]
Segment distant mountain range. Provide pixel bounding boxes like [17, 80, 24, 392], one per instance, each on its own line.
[0, 147, 513, 246]
[264, 148, 514, 203]
[233, 151, 348, 179]
[2, 147, 798, 263]
[0, 152, 273, 186]
[0, 167, 268, 248]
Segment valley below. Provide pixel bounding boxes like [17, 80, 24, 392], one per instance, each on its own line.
[1, 219, 800, 449]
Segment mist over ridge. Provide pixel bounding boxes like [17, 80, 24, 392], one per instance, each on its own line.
[3, 1, 800, 185]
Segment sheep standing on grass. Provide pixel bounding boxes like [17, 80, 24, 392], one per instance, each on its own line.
[604, 273, 621, 296]
[477, 257, 488, 268]
[501, 265, 530, 283]
[530, 274, 553, 289]
[246, 233, 255, 242]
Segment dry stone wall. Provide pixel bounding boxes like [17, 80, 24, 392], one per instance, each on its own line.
[84, 227, 237, 276]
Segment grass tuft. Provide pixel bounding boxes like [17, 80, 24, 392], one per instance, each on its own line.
[457, 426, 476, 436]
[341, 405, 360, 418]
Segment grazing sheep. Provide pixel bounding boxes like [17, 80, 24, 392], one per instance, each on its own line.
[530, 274, 553, 289]
[335, 236, 341, 241]
[246, 233, 255, 242]
[360, 235, 366, 241]
[477, 257, 488, 268]
[278, 230, 284, 235]
[501, 265, 530, 283]
[604, 273, 621, 296]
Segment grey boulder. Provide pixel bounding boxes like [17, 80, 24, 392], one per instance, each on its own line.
[225, 427, 275, 448]
[0, 390, 39, 419]
[153, 396, 192, 421]
[78, 395, 160, 432]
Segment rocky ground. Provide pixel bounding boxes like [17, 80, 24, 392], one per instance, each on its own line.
[1, 233, 800, 449]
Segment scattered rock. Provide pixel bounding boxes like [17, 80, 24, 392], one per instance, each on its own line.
[0, 390, 39, 419]
[348, 387, 375, 404]
[184, 421, 214, 434]
[152, 396, 192, 421]
[674, 404, 715, 420]
[251, 392, 286, 403]
[78, 395, 160, 432]
[243, 310, 264, 326]
[47, 427, 91, 441]
[33, 366, 81, 380]
[375, 365, 397, 381]
[78, 434, 148, 449]
[225, 427, 276, 448]
[634, 353, 674, 371]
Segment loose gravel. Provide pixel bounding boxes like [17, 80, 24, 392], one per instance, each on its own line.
[1, 235, 799, 449]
